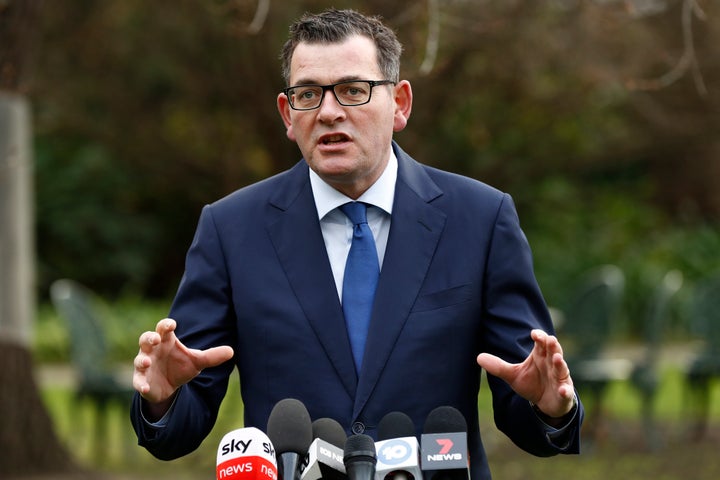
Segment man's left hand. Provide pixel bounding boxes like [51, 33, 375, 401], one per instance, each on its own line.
[476, 329, 575, 419]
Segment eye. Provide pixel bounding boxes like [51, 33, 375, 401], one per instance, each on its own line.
[298, 89, 319, 100]
[290, 86, 323, 107]
[338, 82, 368, 98]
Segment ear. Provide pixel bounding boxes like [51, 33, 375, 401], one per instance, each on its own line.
[392, 80, 413, 132]
[277, 93, 297, 142]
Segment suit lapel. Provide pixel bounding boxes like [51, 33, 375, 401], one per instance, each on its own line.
[266, 162, 358, 398]
[264, 150, 446, 415]
[353, 145, 446, 418]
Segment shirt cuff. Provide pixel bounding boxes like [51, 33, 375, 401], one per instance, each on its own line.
[140, 390, 180, 427]
[530, 393, 579, 450]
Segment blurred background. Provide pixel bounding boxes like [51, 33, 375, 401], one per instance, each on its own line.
[1, 0, 720, 478]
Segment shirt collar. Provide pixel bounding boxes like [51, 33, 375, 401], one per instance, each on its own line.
[310, 149, 397, 220]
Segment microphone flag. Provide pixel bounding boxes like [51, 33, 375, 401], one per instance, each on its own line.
[216, 427, 278, 480]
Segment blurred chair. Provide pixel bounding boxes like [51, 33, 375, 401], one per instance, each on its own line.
[49, 278, 134, 461]
[559, 264, 631, 440]
[630, 269, 683, 449]
[684, 273, 720, 440]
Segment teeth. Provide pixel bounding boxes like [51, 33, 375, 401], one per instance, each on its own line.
[324, 135, 344, 144]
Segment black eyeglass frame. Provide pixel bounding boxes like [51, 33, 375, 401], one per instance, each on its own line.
[282, 79, 396, 111]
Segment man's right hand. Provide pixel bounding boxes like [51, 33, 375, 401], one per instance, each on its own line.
[132, 318, 234, 418]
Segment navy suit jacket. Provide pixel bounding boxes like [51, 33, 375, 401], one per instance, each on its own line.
[131, 143, 582, 479]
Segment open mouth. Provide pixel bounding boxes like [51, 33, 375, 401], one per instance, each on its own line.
[320, 134, 350, 145]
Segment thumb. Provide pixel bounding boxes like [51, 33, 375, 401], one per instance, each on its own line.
[477, 352, 513, 379]
[197, 345, 235, 370]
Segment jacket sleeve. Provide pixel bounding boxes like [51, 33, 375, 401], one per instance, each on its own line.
[130, 205, 237, 459]
[480, 193, 584, 456]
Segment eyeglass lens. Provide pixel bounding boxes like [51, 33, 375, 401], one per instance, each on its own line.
[288, 81, 374, 110]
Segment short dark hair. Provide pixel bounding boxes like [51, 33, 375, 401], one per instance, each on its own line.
[280, 9, 403, 85]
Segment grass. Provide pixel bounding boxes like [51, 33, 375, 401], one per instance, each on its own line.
[38, 371, 245, 477]
[37, 364, 720, 479]
[32, 298, 720, 479]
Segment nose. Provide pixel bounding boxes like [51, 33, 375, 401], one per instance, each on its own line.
[317, 88, 346, 123]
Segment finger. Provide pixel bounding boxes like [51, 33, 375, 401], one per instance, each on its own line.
[530, 329, 547, 343]
[197, 346, 235, 370]
[138, 331, 160, 352]
[156, 318, 177, 336]
[132, 370, 150, 394]
[558, 384, 575, 400]
[154, 318, 179, 348]
[552, 353, 573, 384]
[532, 330, 565, 363]
[476, 352, 513, 379]
[552, 352, 568, 372]
[545, 334, 563, 356]
[530, 329, 550, 356]
[134, 352, 151, 371]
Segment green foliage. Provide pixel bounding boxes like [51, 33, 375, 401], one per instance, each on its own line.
[35, 299, 720, 477]
[526, 176, 720, 338]
[29, 1, 720, 307]
[38, 363, 720, 477]
[40, 372, 244, 473]
[35, 137, 164, 293]
[34, 295, 172, 364]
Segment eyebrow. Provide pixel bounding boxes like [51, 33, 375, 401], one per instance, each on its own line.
[290, 75, 368, 86]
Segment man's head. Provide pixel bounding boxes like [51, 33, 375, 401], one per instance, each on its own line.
[280, 9, 403, 86]
[277, 9, 412, 199]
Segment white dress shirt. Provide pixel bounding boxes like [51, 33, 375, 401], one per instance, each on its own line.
[309, 150, 397, 303]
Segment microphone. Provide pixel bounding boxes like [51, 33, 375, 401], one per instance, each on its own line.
[266, 398, 314, 480]
[312, 417, 348, 450]
[374, 412, 422, 480]
[300, 418, 348, 480]
[343, 434, 377, 480]
[216, 427, 278, 480]
[420, 406, 470, 480]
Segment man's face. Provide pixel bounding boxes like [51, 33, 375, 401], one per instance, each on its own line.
[278, 35, 412, 199]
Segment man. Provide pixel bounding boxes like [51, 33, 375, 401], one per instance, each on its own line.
[131, 9, 583, 479]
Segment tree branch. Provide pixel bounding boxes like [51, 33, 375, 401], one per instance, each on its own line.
[627, 0, 708, 96]
[419, 0, 440, 76]
[246, 0, 269, 35]
[208, 0, 269, 36]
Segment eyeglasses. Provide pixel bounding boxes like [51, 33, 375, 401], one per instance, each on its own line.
[283, 80, 395, 111]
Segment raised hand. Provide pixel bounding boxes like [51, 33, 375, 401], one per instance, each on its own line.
[132, 318, 234, 416]
[476, 329, 575, 419]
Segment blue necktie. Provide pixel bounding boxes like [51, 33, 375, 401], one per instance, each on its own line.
[340, 202, 379, 372]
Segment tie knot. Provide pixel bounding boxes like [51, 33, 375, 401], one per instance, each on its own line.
[340, 202, 368, 226]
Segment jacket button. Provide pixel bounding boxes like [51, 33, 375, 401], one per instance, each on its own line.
[351, 422, 365, 434]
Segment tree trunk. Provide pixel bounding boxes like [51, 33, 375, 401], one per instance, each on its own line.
[1, 3, 80, 475]
[0, 341, 81, 477]
[0, 88, 79, 480]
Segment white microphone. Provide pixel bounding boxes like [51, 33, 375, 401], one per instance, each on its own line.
[420, 406, 470, 480]
[374, 412, 422, 480]
[300, 418, 348, 480]
[216, 427, 278, 480]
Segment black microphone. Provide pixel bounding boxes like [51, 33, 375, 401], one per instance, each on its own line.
[374, 412, 421, 480]
[420, 406, 470, 480]
[266, 398, 314, 480]
[378, 412, 415, 441]
[301, 418, 348, 480]
[343, 434, 377, 480]
[312, 418, 348, 450]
